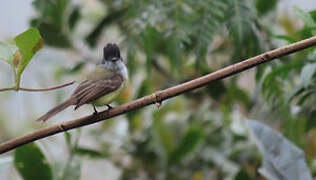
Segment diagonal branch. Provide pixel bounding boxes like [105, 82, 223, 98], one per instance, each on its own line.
[0, 36, 316, 154]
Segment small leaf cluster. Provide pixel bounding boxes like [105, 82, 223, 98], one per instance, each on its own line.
[0, 28, 42, 90]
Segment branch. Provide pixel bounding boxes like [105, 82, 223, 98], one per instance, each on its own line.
[18, 81, 76, 92]
[1, 36, 316, 154]
[0, 81, 75, 92]
[0, 87, 14, 91]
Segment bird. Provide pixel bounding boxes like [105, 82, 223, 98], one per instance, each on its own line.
[36, 43, 128, 122]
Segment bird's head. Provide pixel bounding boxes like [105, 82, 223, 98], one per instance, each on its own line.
[102, 43, 122, 64]
[101, 43, 126, 73]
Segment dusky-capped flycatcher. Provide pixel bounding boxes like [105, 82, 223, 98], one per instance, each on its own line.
[36, 43, 128, 122]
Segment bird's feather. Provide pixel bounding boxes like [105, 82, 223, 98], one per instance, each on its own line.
[72, 73, 124, 109]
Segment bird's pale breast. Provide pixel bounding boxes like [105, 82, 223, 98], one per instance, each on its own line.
[91, 81, 126, 106]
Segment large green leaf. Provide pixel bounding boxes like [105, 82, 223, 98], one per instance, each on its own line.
[14, 143, 53, 180]
[0, 42, 18, 65]
[168, 126, 204, 165]
[247, 120, 312, 180]
[14, 28, 43, 78]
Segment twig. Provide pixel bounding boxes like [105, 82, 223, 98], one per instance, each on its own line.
[0, 87, 15, 91]
[0, 36, 315, 154]
[0, 81, 75, 92]
[19, 81, 76, 92]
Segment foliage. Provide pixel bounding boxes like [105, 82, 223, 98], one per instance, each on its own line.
[0, 28, 42, 89]
[0, 0, 316, 179]
[14, 143, 53, 180]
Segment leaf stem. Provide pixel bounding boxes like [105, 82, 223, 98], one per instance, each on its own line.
[11, 64, 19, 90]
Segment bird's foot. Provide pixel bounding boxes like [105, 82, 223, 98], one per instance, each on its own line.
[92, 105, 98, 115]
[106, 104, 113, 110]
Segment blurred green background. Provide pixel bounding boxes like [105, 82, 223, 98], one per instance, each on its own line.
[0, 0, 316, 179]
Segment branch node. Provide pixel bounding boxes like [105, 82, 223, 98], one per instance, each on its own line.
[58, 123, 67, 132]
[152, 93, 162, 108]
[262, 53, 270, 61]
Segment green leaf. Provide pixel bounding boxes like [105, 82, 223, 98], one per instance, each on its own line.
[255, 64, 267, 82]
[262, 62, 303, 100]
[234, 168, 252, 180]
[73, 147, 107, 158]
[14, 28, 43, 78]
[272, 35, 297, 43]
[206, 80, 226, 100]
[227, 82, 251, 107]
[0, 42, 18, 65]
[311, 10, 316, 21]
[228, 0, 262, 60]
[68, 6, 81, 30]
[255, 0, 277, 16]
[33, 0, 70, 28]
[32, 21, 71, 48]
[295, 7, 316, 35]
[287, 84, 305, 103]
[297, 89, 315, 106]
[247, 120, 312, 179]
[31, 0, 72, 48]
[14, 143, 53, 180]
[137, 79, 154, 99]
[168, 126, 204, 165]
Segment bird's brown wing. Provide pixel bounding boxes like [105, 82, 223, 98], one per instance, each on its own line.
[72, 74, 123, 110]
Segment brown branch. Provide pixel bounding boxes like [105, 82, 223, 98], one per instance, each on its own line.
[0, 36, 316, 154]
[0, 81, 75, 92]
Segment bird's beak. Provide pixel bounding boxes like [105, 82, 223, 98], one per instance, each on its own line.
[111, 57, 120, 62]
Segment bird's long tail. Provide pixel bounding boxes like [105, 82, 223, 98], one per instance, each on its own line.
[36, 99, 74, 122]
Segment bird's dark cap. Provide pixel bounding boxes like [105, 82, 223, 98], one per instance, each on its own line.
[103, 43, 121, 62]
